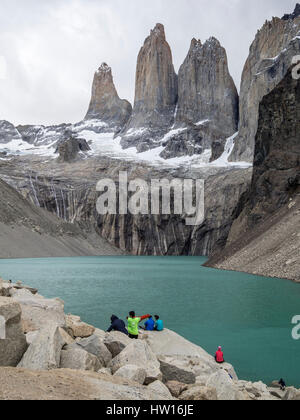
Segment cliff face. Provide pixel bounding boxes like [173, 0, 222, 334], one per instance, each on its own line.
[120, 24, 178, 151]
[85, 63, 132, 133]
[0, 154, 251, 257]
[208, 67, 300, 281]
[176, 38, 238, 136]
[158, 37, 239, 161]
[230, 6, 300, 162]
[0, 178, 120, 258]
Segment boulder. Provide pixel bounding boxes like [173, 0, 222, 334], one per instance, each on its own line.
[18, 323, 65, 370]
[0, 297, 28, 366]
[147, 380, 174, 399]
[93, 328, 106, 341]
[144, 329, 238, 380]
[76, 335, 112, 367]
[206, 370, 242, 401]
[66, 314, 95, 338]
[180, 385, 218, 401]
[103, 331, 132, 357]
[165, 381, 188, 398]
[0, 282, 12, 297]
[114, 364, 147, 385]
[109, 340, 162, 385]
[58, 328, 74, 345]
[159, 356, 196, 385]
[11, 289, 66, 332]
[60, 343, 101, 372]
[283, 387, 300, 400]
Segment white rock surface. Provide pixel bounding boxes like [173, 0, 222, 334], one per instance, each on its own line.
[0, 297, 28, 366]
[66, 314, 95, 338]
[114, 364, 147, 385]
[60, 343, 101, 372]
[76, 334, 112, 367]
[109, 340, 162, 385]
[18, 323, 65, 371]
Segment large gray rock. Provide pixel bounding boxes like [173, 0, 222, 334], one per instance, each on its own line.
[76, 334, 112, 367]
[85, 63, 132, 132]
[109, 340, 162, 385]
[283, 387, 300, 400]
[159, 357, 196, 385]
[18, 323, 65, 370]
[148, 380, 174, 399]
[165, 381, 188, 398]
[120, 23, 178, 150]
[66, 314, 95, 338]
[179, 385, 218, 401]
[114, 364, 147, 385]
[144, 329, 237, 381]
[103, 331, 132, 357]
[60, 343, 101, 372]
[10, 288, 66, 332]
[56, 135, 90, 163]
[206, 370, 242, 401]
[0, 297, 27, 366]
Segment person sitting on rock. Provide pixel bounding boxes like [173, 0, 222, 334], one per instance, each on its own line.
[154, 315, 164, 331]
[279, 378, 286, 391]
[144, 315, 155, 331]
[215, 346, 225, 364]
[107, 315, 128, 336]
[127, 311, 150, 339]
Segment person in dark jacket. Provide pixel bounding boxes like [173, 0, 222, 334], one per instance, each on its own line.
[107, 315, 128, 335]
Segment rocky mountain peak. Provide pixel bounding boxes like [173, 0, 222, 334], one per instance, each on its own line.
[150, 23, 166, 40]
[282, 3, 300, 20]
[120, 23, 178, 151]
[189, 38, 202, 53]
[96, 62, 112, 75]
[229, 10, 300, 162]
[85, 62, 132, 132]
[176, 36, 238, 137]
[203, 36, 221, 48]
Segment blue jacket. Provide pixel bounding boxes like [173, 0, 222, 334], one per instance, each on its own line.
[107, 315, 128, 335]
[155, 319, 164, 331]
[144, 317, 155, 331]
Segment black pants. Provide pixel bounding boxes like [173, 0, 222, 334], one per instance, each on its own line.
[129, 334, 138, 339]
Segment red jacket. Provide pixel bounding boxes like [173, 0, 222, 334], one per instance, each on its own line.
[215, 350, 224, 363]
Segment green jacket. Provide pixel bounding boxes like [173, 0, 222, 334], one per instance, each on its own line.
[127, 317, 141, 336]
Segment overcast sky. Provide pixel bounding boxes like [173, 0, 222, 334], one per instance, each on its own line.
[0, 0, 297, 126]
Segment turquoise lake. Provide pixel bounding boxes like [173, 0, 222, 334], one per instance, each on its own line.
[0, 256, 299, 387]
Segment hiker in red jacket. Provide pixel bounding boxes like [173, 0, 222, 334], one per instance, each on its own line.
[215, 346, 225, 364]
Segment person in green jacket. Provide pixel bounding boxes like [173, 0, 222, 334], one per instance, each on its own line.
[127, 311, 150, 339]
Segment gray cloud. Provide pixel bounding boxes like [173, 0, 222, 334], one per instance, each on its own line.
[0, 0, 296, 125]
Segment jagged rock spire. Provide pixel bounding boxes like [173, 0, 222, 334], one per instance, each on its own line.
[120, 23, 178, 150]
[85, 62, 132, 132]
[176, 36, 238, 137]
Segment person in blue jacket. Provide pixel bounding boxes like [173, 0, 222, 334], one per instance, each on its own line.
[144, 315, 155, 331]
[154, 315, 164, 331]
[107, 315, 128, 335]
